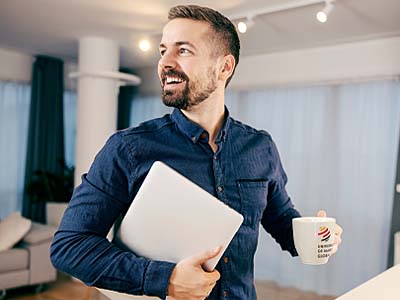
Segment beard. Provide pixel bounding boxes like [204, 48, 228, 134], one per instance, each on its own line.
[161, 67, 217, 110]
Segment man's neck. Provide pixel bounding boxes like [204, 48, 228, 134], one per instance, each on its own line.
[181, 89, 225, 147]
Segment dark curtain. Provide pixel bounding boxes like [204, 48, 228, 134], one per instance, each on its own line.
[117, 68, 137, 130]
[22, 56, 65, 223]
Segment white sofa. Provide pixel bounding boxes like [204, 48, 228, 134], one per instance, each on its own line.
[0, 223, 57, 298]
[395, 231, 400, 265]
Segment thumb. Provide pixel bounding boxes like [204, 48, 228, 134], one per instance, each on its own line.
[317, 210, 327, 217]
[187, 246, 222, 266]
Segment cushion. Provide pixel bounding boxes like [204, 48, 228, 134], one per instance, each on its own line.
[0, 248, 29, 272]
[23, 222, 57, 245]
[0, 212, 32, 251]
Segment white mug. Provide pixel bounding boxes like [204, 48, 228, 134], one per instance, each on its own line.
[292, 217, 336, 265]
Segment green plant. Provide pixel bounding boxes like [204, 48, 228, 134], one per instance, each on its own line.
[26, 161, 74, 203]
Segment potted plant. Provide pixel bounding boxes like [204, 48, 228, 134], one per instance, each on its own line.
[26, 160, 74, 226]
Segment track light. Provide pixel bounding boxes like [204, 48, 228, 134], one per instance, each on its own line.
[316, 0, 335, 23]
[237, 16, 254, 34]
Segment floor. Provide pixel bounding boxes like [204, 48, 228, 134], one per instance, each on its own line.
[255, 280, 335, 300]
[5, 274, 100, 300]
[5, 274, 336, 300]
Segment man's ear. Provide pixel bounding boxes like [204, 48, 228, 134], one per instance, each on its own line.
[219, 54, 235, 81]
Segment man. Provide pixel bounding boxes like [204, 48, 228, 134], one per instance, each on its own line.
[51, 5, 342, 300]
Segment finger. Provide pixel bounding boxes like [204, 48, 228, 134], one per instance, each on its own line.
[205, 269, 220, 283]
[317, 210, 327, 217]
[331, 244, 338, 255]
[334, 234, 342, 245]
[206, 282, 216, 297]
[204, 283, 215, 297]
[334, 224, 343, 236]
[196, 287, 212, 300]
[187, 246, 222, 266]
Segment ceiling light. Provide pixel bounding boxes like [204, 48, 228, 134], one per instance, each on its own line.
[237, 21, 247, 33]
[237, 16, 255, 34]
[139, 39, 151, 52]
[316, 0, 334, 23]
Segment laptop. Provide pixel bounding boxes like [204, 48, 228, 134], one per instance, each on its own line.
[99, 161, 243, 300]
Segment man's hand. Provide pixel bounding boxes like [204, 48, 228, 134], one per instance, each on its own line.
[317, 210, 343, 255]
[167, 246, 222, 300]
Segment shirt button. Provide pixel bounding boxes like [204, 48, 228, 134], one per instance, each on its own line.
[213, 155, 217, 160]
[191, 136, 196, 142]
[217, 186, 223, 192]
[223, 291, 228, 297]
[223, 257, 229, 263]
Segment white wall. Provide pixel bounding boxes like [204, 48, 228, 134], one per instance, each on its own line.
[136, 36, 400, 95]
[0, 47, 77, 90]
[3, 36, 400, 92]
[0, 48, 32, 82]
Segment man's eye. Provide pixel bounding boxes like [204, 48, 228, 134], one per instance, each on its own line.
[179, 48, 190, 54]
[160, 50, 166, 56]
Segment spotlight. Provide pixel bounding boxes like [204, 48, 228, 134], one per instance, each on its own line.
[237, 16, 254, 34]
[317, 0, 335, 23]
[139, 39, 151, 52]
[238, 21, 247, 33]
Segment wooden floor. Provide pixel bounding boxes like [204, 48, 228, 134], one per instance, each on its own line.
[255, 280, 335, 300]
[5, 274, 100, 300]
[5, 274, 336, 300]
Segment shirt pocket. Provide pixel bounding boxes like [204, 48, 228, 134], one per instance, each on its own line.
[236, 180, 268, 228]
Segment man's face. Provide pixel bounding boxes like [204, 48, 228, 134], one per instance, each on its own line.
[158, 18, 220, 110]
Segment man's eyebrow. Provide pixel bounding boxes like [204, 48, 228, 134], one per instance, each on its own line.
[159, 41, 197, 50]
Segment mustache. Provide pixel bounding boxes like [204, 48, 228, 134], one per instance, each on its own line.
[161, 69, 189, 86]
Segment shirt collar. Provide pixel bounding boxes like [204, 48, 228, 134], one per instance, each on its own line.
[171, 106, 231, 144]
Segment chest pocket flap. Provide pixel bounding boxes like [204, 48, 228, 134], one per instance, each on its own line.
[237, 180, 268, 228]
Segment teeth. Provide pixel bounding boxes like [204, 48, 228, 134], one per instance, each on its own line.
[166, 76, 184, 84]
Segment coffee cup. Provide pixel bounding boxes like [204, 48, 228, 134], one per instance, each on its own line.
[292, 217, 336, 265]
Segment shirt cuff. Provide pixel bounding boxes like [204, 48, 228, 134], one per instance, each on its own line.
[143, 260, 176, 299]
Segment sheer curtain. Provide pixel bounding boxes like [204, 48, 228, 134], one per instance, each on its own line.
[130, 95, 172, 126]
[0, 84, 77, 220]
[229, 80, 400, 295]
[130, 80, 400, 296]
[0, 82, 31, 219]
[64, 90, 77, 167]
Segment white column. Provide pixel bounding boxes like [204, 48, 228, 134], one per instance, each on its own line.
[74, 37, 119, 186]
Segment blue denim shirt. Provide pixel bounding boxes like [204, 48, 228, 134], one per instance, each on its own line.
[51, 107, 300, 300]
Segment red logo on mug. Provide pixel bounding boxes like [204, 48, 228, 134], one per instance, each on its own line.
[318, 226, 331, 242]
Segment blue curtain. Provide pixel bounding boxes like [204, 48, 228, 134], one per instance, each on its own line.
[0, 82, 31, 219]
[22, 56, 65, 223]
[117, 68, 138, 130]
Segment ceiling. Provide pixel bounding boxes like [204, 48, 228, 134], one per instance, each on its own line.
[0, 0, 399, 69]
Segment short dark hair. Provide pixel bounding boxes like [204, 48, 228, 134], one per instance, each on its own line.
[168, 5, 240, 87]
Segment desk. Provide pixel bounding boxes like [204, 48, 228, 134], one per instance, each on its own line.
[335, 264, 400, 300]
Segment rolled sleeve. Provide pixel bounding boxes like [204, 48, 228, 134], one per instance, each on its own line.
[143, 260, 176, 299]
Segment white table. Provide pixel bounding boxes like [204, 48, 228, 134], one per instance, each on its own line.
[335, 264, 400, 300]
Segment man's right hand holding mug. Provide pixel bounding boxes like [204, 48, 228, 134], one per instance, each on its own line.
[167, 246, 222, 300]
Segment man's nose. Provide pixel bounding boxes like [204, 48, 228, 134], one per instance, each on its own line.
[159, 52, 177, 70]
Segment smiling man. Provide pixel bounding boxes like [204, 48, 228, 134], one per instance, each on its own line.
[51, 5, 342, 300]
[159, 20, 224, 112]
